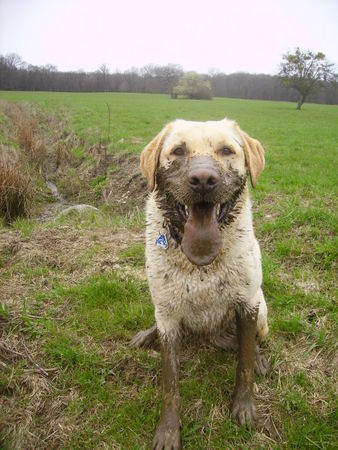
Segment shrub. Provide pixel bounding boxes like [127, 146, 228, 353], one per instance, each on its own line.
[172, 72, 213, 99]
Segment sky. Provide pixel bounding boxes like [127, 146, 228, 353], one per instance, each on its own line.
[0, 0, 337, 75]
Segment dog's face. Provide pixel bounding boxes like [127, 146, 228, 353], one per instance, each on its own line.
[141, 118, 264, 267]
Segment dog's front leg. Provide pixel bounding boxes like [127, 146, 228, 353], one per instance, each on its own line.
[231, 306, 258, 427]
[153, 330, 181, 450]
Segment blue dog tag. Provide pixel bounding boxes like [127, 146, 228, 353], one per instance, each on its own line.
[155, 233, 168, 249]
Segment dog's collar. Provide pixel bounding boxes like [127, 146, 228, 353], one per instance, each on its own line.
[155, 232, 168, 249]
[155, 219, 182, 249]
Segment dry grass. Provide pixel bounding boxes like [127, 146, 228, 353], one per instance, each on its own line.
[1, 100, 75, 174]
[0, 148, 33, 222]
[1, 101, 47, 169]
[0, 101, 84, 224]
[0, 221, 144, 308]
[0, 310, 64, 449]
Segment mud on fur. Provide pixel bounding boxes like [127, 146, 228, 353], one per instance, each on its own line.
[132, 117, 268, 449]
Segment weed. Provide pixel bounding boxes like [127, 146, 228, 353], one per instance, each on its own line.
[11, 217, 36, 237]
[272, 313, 304, 335]
[121, 243, 145, 267]
[70, 146, 85, 161]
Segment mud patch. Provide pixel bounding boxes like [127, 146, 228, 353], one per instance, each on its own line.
[100, 153, 148, 213]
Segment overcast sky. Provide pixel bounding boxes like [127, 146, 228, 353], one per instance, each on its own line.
[0, 0, 337, 74]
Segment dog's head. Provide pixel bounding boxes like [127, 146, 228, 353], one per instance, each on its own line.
[141, 118, 265, 267]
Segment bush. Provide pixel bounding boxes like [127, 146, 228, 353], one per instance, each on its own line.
[0, 149, 32, 222]
[172, 72, 213, 99]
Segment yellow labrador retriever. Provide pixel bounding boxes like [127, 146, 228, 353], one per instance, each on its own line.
[132, 118, 269, 449]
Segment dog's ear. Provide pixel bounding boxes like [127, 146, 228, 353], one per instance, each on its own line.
[140, 124, 171, 191]
[236, 127, 265, 188]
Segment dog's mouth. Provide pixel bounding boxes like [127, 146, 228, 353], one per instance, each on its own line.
[176, 201, 224, 267]
[176, 202, 230, 224]
[157, 164, 247, 267]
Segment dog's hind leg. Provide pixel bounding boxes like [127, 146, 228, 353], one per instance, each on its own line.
[213, 309, 238, 352]
[214, 300, 269, 376]
[213, 320, 238, 353]
[254, 342, 269, 376]
[254, 290, 269, 376]
[214, 332, 268, 376]
[214, 332, 238, 352]
[130, 323, 158, 348]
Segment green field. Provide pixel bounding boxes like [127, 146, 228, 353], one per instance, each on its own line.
[0, 92, 337, 449]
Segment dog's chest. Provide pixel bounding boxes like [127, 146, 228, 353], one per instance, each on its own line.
[167, 267, 236, 331]
[145, 194, 259, 333]
[146, 241, 248, 332]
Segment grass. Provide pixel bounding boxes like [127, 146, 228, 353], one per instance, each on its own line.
[0, 91, 337, 449]
[0, 153, 33, 222]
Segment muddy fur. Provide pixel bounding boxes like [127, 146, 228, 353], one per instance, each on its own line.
[156, 160, 248, 245]
[136, 118, 268, 449]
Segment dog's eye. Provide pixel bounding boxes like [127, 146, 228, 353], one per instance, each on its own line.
[219, 147, 234, 156]
[172, 146, 186, 156]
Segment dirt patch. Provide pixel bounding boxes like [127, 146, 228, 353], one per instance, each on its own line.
[0, 224, 145, 309]
[96, 151, 148, 213]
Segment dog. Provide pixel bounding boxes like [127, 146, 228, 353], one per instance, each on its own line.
[131, 118, 269, 449]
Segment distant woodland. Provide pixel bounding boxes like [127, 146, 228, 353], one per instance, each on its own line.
[1, 54, 337, 104]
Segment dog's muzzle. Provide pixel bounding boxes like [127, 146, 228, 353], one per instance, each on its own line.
[180, 157, 223, 266]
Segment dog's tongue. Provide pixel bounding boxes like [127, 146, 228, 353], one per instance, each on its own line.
[181, 203, 222, 266]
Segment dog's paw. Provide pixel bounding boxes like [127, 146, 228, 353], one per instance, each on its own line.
[152, 416, 181, 450]
[254, 352, 269, 376]
[130, 324, 157, 348]
[231, 393, 257, 427]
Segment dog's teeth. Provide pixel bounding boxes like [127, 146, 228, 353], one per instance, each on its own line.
[185, 205, 188, 216]
[217, 205, 221, 216]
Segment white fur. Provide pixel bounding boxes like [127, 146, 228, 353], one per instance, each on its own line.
[145, 189, 268, 339]
[144, 119, 268, 340]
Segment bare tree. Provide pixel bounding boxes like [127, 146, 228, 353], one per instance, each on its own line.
[4, 52, 26, 69]
[279, 48, 337, 109]
[97, 64, 110, 91]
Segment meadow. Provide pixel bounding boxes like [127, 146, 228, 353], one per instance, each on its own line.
[0, 91, 337, 449]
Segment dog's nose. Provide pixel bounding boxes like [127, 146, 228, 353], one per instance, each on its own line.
[188, 168, 219, 193]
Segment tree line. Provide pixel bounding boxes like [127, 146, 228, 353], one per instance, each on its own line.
[1, 53, 337, 104]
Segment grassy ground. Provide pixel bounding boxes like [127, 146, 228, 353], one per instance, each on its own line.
[0, 92, 337, 449]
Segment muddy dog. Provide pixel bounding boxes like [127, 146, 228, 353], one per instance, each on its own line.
[131, 118, 269, 449]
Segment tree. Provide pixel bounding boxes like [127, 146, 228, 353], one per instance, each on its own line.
[4, 52, 26, 69]
[279, 48, 337, 109]
[172, 72, 212, 99]
[96, 64, 110, 91]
